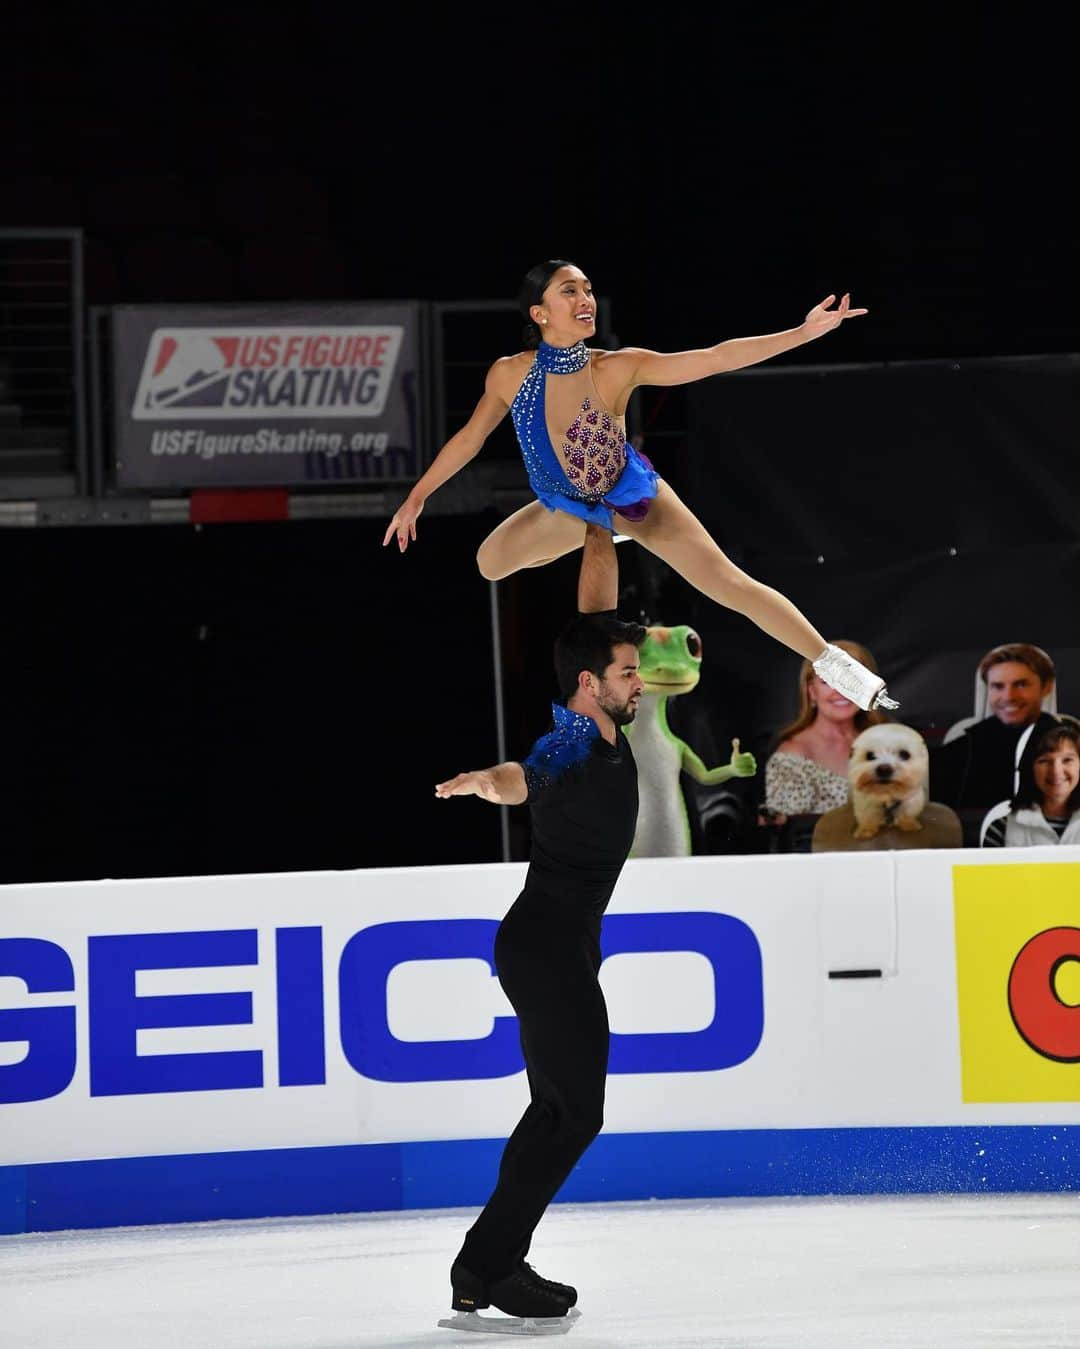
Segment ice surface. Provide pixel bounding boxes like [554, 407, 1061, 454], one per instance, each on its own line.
[4, 1193, 1079, 1348]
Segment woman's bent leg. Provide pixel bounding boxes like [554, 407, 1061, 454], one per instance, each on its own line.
[618, 481, 827, 661]
[477, 502, 587, 581]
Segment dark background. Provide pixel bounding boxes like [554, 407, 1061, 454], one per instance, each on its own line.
[3, 7, 1078, 882]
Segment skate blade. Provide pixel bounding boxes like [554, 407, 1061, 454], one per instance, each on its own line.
[438, 1306, 581, 1336]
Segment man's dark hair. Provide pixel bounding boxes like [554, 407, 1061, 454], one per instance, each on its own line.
[1014, 721, 1080, 813]
[978, 642, 1056, 685]
[554, 612, 646, 701]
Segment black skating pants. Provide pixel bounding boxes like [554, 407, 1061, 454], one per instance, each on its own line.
[457, 893, 608, 1282]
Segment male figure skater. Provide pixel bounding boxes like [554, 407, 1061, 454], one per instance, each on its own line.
[435, 524, 644, 1333]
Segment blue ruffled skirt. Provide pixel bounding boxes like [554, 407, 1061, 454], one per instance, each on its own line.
[533, 445, 659, 532]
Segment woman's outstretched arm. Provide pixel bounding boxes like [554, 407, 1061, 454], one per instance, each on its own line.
[613, 294, 868, 392]
[383, 357, 517, 552]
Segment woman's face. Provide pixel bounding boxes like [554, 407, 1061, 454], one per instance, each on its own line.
[1033, 741, 1080, 809]
[808, 674, 858, 724]
[536, 266, 596, 342]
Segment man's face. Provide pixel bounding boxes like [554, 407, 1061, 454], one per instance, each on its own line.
[595, 642, 644, 725]
[985, 661, 1051, 727]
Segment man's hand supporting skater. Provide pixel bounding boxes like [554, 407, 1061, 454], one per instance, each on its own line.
[435, 524, 619, 805]
[577, 522, 618, 615]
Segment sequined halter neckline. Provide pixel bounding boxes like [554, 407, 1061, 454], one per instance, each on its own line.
[534, 340, 589, 374]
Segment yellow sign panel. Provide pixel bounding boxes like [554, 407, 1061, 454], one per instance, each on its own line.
[953, 861, 1080, 1103]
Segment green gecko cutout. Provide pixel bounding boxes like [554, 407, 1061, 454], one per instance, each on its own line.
[625, 624, 757, 857]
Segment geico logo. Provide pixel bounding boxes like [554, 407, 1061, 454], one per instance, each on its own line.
[1008, 926, 1080, 1064]
[0, 913, 762, 1105]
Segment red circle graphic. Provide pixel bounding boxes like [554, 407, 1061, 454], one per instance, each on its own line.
[1008, 927, 1080, 1063]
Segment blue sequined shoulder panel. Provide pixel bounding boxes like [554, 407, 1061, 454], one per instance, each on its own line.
[522, 702, 599, 797]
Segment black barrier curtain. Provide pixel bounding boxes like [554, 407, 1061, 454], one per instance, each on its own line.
[642, 353, 1080, 849]
[664, 541, 1080, 759]
[685, 353, 1080, 559]
[0, 517, 501, 884]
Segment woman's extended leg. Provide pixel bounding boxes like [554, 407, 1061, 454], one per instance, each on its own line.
[618, 481, 827, 660]
[476, 501, 586, 581]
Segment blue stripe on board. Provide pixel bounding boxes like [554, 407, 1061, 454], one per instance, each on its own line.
[1, 1126, 1075, 1234]
[0, 1162, 27, 1235]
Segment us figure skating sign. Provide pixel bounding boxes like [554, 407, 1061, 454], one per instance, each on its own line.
[132, 327, 403, 419]
[111, 303, 424, 488]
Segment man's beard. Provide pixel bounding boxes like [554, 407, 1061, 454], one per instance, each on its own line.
[598, 686, 638, 726]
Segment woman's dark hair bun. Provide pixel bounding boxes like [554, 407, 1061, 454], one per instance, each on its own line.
[517, 259, 576, 351]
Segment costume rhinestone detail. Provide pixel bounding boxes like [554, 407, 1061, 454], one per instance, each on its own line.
[533, 340, 590, 374]
[560, 397, 625, 496]
[511, 346, 628, 508]
[522, 701, 600, 796]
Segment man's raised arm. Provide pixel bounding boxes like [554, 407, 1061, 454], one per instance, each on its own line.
[577, 522, 619, 614]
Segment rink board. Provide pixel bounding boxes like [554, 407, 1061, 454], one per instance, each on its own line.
[2, 849, 1079, 1231]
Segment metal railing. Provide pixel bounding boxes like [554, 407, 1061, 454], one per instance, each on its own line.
[0, 229, 87, 497]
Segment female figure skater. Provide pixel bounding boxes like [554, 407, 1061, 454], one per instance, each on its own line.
[384, 260, 895, 710]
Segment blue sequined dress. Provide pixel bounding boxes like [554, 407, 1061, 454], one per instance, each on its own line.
[510, 340, 659, 531]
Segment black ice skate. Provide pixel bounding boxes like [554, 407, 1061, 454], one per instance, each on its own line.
[517, 1261, 578, 1308]
[438, 1260, 582, 1337]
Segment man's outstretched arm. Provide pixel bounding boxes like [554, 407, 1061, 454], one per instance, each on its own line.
[435, 763, 527, 805]
[577, 522, 619, 613]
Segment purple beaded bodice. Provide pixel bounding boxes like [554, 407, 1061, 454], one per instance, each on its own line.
[560, 396, 627, 498]
[510, 339, 656, 528]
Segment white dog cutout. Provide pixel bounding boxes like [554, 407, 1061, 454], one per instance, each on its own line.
[848, 723, 929, 840]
